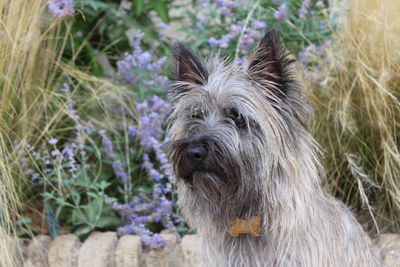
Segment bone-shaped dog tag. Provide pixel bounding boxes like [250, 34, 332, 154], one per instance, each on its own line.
[228, 216, 261, 237]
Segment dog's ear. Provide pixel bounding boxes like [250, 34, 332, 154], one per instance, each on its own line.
[248, 30, 293, 99]
[172, 41, 208, 86]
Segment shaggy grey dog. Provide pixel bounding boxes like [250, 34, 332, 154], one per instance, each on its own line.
[166, 30, 382, 267]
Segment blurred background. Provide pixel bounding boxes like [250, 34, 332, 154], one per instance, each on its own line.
[1, 0, 399, 265]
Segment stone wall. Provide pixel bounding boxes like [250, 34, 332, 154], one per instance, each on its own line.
[8, 232, 400, 267]
[11, 232, 201, 267]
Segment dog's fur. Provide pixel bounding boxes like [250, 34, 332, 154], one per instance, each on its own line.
[166, 30, 382, 266]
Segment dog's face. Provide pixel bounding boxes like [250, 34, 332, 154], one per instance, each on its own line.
[166, 30, 308, 206]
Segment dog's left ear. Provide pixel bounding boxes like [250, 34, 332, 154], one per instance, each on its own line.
[172, 41, 208, 86]
[248, 30, 293, 99]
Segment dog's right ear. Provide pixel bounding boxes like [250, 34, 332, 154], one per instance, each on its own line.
[172, 42, 208, 87]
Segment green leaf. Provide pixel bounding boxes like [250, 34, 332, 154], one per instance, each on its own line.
[44, 201, 60, 238]
[55, 198, 74, 208]
[55, 205, 64, 220]
[95, 216, 122, 229]
[71, 209, 87, 225]
[153, 0, 170, 23]
[83, 40, 102, 76]
[98, 181, 111, 190]
[73, 225, 92, 238]
[69, 188, 81, 204]
[87, 191, 99, 199]
[81, 198, 102, 223]
[88, 1, 110, 12]
[105, 196, 118, 203]
[41, 192, 56, 201]
[75, 176, 89, 187]
[133, 0, 144, 16]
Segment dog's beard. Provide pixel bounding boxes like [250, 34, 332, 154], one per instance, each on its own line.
[191, 171, 226, 202]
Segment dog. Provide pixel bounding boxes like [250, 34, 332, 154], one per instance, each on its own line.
[166, 30, 383, 266]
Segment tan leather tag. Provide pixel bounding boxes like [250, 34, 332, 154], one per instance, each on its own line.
[228, 216, 261, 237]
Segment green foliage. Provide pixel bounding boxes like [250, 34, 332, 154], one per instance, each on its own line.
[68, 0, 172, 74]
[40, 151, 123, 238]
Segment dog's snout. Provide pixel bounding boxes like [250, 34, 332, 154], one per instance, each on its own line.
[186, 144, 207, 162]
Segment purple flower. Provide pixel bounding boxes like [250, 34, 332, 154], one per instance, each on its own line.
[275, 4, 288, 21]
[132, 97, 170, 149]
[61, 146, 79, 174]
[60, 83, 70, 94]
[31, 173, 40, 182]
[51, 149, 61, 157]
[137, 52, 152, 66]
[117, 30, 168, 91]
[112, 161, 129, 181]
[141, 234, 169, 248]
[99, 130, 129, 183]
[252, 20, 267, 30]
[47, 0, 74, 18]
[234, 58, 249, 70]
[298, 45, 315, 65]
[24, 169, 34, 175]
[195, 21, 205, 30]
[127, 126, 137, 136]
[155, 23, 168, 41]
[298, 0, 311, 20]
[208, 37, 218, 48]
[48, 138, 58, 145]
[316, 46, 324, 56]
[213, 0, 236, 17]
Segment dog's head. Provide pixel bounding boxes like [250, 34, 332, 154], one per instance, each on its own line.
[166, 30, 309, 206]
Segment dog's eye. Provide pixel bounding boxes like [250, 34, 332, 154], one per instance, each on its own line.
[234, 114, 246, 128]
[228, 108, 246, 128]
[191, 110, 203, 119]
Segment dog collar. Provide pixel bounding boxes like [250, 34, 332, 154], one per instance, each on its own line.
[228, 216, 261, 237]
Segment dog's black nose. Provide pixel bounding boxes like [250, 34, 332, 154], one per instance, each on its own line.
[186, 144, 207, 162]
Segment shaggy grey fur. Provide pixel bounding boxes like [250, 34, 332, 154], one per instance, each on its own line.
[166, 30, 383, 267]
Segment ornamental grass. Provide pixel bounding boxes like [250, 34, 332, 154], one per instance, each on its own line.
[0, 1, 60, 265]
[0, 1, 125, 265]
[306, 0, 400, 232]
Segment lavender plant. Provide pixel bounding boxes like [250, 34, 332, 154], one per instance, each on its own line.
[110, 29, 184, 247]
[117, 30, 169, 98]
[25, 28, 180, 246]
[20, 76, 180, 245]
[105, 97, 175, 247]
[18, 83, 121, 237]
[183, 0, 332, 65]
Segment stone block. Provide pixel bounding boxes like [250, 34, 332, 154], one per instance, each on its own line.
[115, 235, 142, 267]
[145, 234, 183, 267]
[48, 234, 81, 267]
[25, 235, 51, 267]
[77, 232, 118, 267]
[181, 235, 203, 267]
[374, 234, 400, 267]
